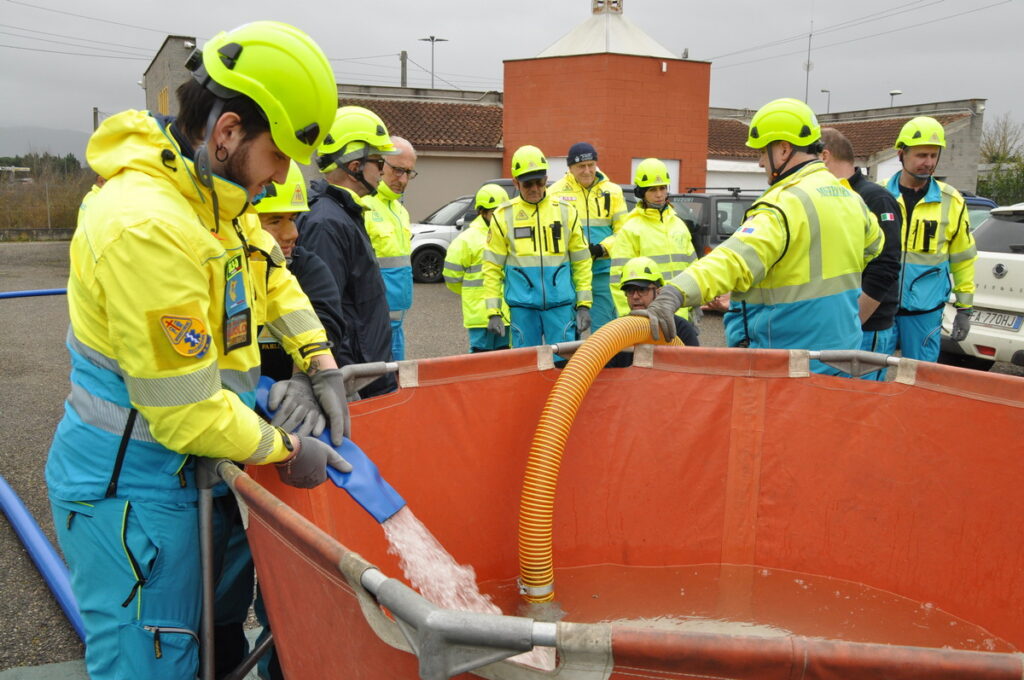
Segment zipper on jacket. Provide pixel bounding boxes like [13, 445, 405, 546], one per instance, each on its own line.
[143, 625, 201, 659]
[536, 206, 547, 308]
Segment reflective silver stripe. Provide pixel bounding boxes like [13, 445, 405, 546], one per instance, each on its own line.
[506, 254, 575, 268]
[736, 271, 861, 305]
[377, 255, 411, 268]
[221, 366, 260, 395]
[791, 185, 823, 291]
[671, 275, 702, 307]
[584, 217, 612, 227]
[465, 264, 483, 274]
[485, 297, 502, 309]
[67, 328, 122, 376]
[569, 248, 590, 263]
[576, 290, 593, 303]
[904, 251, 951, 266]
[724, 238, 766, 284]
[68, 382, 159, 444]
[389, 310, 403, 322]
[949, 245, 977, 263]
[443, 275, 461, 286]
[672, 252, 697, 264]
[462, 279, 484, 288]
[560, 203, 570, 232]
[443, 261, 465, 272]
[935, 193, 952, 252]
[126, 362, 220, 408]
[611, 209, 627, 221]
[955, 292, 974, 307]
[610, 258, 630, 267]
[648, 254, 672, 264]
[267, 308, 322, 341]
[483, 249, 505, 266]
[240, 419, 278, 464]
[609, 273, 622, 284]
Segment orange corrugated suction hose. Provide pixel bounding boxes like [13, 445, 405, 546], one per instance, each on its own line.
[517, 315, 680, 602]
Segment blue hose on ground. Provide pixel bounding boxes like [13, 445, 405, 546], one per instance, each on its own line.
[255, 376, 407, 523]
[0, 473, 85, 640]
[0, 288, 67, 299]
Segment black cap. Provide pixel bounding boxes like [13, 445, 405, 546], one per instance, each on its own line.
[567, 142, 597, 166]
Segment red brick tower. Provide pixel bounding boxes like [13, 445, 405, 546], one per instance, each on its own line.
[503, 0, 710, 190]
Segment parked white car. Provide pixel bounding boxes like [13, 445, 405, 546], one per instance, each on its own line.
[939, 202, 1024, 370]
[410, 195, 476, 283]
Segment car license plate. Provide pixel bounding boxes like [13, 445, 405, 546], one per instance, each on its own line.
[973, 309, 1024, 331]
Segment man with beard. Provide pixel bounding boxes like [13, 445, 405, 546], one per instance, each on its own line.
[45, 21, 351, 680]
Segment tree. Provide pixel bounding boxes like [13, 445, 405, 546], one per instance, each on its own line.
[980, 112, 1023, 164]
[978, 162, 1024, 206]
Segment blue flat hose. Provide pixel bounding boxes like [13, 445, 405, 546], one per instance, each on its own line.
[0, 474, 85, 640]
[255, 376, 406, 523]
[0, 288, 67, 299]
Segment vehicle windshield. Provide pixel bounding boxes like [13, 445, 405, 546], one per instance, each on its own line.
[422, 198, 473, 226]
[973, 213, 1024, 254]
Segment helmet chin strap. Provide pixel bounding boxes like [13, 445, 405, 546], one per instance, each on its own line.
[194, 99, 225, 232]
[342, 158, 378, 196]
[898, 149, 940, 181]
[766, 141, 789, 185]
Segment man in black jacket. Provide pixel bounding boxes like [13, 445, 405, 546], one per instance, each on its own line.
[821, 127, 902, 380]
[297, 106, 400, 397]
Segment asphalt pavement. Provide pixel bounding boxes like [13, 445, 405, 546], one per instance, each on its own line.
[0, 240, 1018, 673]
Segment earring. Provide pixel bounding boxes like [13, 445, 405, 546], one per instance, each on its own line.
[214, 144, 228, 162]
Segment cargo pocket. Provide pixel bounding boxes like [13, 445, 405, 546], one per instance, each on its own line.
[118, 621, 199, 679]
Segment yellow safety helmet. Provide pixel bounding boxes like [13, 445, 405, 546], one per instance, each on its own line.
[634, 158, 671, 188]
[894, 116, 946, 149]
[619, 256, 665, 289]
[254, 161, 308, 214]
[316, 106, 399, 173]
[475, 183, 509, 211]
[746, 97, 821, 149]
[510, 145, 549, 181]
[187, 21, 337, 164]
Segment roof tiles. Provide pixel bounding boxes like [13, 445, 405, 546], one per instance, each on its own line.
[340, 96, 503, 152]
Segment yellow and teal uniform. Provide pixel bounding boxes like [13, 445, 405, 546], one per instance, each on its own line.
[45, 110, 330, 680]
[608, 202, 697, 318]
[362, 182, 413, 360]
[549, 170, 627, 330]
[443, 214, 511, 352]
[665, 161, 883, 376]
[483, 193, 592, 347]
[885, 172, 976, 362]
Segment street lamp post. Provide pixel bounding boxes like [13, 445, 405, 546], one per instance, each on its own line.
[889, 89, 902, 108]
[418, 35, 448, 89]
[820, 88, 831, 114]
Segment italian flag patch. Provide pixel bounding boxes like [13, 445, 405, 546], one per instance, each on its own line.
[881, 212, 896, 221]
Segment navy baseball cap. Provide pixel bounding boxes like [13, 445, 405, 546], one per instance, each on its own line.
[567, 142, 597, 166]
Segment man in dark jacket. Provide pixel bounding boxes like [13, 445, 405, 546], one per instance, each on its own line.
[297, 106, 400, 397]
[821, 127, 902, 380]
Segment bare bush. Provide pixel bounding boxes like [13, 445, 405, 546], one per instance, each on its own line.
[0, 168, 95, 230]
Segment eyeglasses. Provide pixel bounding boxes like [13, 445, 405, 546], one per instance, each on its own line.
[384, 160, 418, 180]
[622, 285, 657, 296]
[519, 178, 546, 189]
[366, 158, 386, 171]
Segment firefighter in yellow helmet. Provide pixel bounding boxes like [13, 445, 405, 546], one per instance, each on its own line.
[362, 136, 417, 360]
[884, 116, 976, 362]
[297, 106, 401, 397]
[548, 142, 628, 331]
[45, 22, 349, 680]
[482, 145, 593, 347]
[443, 183, 513, 351]
[636, 98, 884, 376]
[609, 158, 698, 324]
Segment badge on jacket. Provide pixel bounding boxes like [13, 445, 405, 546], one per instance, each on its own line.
[160, 315, 211, 358]
[223, 255, 251, 352]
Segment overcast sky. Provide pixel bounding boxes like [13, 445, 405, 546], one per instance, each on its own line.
[2, 0, 1022, 144]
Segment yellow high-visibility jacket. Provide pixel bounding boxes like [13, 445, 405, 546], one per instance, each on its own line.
[47, 110, 329, 502]
[362, 184, 413, 315]
[482, 194, 592, 315]
[443, 214, 510, 328]
[548, 170, 628, 272]
[608, 202, 697, 317]
[667, 161, 883, 354]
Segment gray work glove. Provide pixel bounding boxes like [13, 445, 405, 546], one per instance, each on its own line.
[276, 435, 352, 489]
[268, 373, 325, 438]
[576, 306, 592, 333]
[631, 284, 684, 342]
[309, 368, 350, 445]
[950, 307, 972, 342]
[487, 315, 506, 337]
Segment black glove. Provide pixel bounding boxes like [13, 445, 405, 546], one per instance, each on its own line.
[276, 435, 352, 489]
[268, 373, 324, 438]
[309, 368, 350, 445]
[588, 242, 606, 259]
[487, 315, 506, 337]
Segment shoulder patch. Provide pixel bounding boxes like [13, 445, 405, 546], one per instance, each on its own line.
[160, 315, 211, 358]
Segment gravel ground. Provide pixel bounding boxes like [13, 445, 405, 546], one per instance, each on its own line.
[0, 240, 1018, 671]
